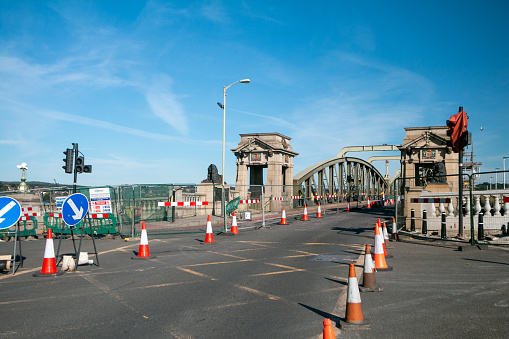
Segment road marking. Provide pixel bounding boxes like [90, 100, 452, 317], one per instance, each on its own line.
[250, 263, 305, 277]
[181, 259, 253, 267]
[233, 283, 282, 301]
[176, 266, 217, 280]
[135, 281, 197, 289]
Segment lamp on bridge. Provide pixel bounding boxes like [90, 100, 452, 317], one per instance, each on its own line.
[219, 79, 250, 232]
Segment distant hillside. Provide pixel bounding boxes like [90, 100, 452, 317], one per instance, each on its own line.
[0, 181, 74, 192]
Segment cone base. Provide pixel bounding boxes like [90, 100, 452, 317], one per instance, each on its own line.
[33, 270, 64, 277]
[280, 220, 287, 225]
[231, 227, 239, 234]
[302, 216, 308, 221]
[340, 319, 371, 330]
[375, 266, 393, 271]
[131, 255, 157, 260]
[359, 285, 383, 292]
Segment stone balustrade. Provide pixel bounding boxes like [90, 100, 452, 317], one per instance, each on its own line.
[418, 190, 509, 232]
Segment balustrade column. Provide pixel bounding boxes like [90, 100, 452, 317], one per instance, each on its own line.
[447, 199, 454, 217]
[464, 196, 470, 216]
[474, 196, 482, 215]
[504, 196, 509, 216]
[431, 202, 437, 217]
[439, 202, 445, 215]
[493, 196, 501, 216]
[483, 195, 491, 216]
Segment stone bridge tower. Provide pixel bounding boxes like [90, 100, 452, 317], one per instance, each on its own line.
[232, 133, 298, 209]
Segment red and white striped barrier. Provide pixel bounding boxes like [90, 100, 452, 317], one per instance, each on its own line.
[272, 197, 284, 201]
[19, 216, 33, 221]
[327, 195, 337, 198]
[22, 207, 34, 212]
[158, 201, 209, 207]
[313, 195, 322, 199]
[291, 196, 303, 199]
[47, 213, 62, 218]
[410, 198, 451, 203]
[22, 212, 42, 217]
[88, 214, 110, 218]
[239, 199, 259, 204]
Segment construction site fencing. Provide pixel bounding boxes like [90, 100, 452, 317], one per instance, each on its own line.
[393, 170, 509, 244]
[0, 181, 393, 238]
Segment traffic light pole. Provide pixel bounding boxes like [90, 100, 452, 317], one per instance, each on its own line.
[457, 107, 464, 237]
[73, 143, 78, 194]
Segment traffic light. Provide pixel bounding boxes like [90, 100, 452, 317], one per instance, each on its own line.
[62, 148, 73, 173]
[75, 156, 92, 173]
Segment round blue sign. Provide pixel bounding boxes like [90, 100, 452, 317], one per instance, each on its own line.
[0, 197, 22, 230]
[62, 193, 89, 226]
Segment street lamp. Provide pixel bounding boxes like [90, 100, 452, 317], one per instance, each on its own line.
[503, 157, 509, 189]
[219, 79, 250, 232]
[495, 168, 500, 190]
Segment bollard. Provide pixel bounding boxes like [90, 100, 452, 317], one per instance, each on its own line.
[441, 212, 446, 239]
[478, 212, 484, 241]
[422, 210, 427, 234]
[411, 209, 415, 232]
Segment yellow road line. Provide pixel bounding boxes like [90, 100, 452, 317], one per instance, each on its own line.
[233, 284, 282, 300]
[175, 266, 217, 280]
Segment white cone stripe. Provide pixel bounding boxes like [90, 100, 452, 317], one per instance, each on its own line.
[347, 277, 362, 303]
[374, 233, 384, 254]
[282, 209, 286, 218]
[140, 229, 149, 245]
[364, 253, 374, 273]
[44, 238, 55, 259]
[392, 222, 397, 234]
[206, 221, 213, 234]
[232, 216, 237, 227]
[383, 226, 389, 240]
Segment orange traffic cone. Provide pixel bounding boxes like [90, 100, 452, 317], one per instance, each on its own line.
[33, 228, 64, 277]
[359, 245, 382, 292]
[280, 206, 287, 225]
[374, 224, 392, 271]
[132, 221, 156, 259]
[323, 318, 336, 339]
[367, 197, 371, 209]
[317, 202, 322, 218]
[231, 210, 239, 234]
[205, 215, 214, 243]
[344, 264, 365, 324]
[347, 202, 350, 212]
[302, 204, 309, 221]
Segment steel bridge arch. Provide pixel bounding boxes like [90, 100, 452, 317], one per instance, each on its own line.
[292, 157, 388, 201]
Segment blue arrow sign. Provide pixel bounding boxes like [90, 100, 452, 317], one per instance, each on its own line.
[0, 197, 22, 230]
[62, 193, 89, 226]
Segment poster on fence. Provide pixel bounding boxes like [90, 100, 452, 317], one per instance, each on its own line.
[89, 187, 112, 214]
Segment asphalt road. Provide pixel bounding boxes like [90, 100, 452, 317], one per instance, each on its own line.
[1, 207, 508, 338]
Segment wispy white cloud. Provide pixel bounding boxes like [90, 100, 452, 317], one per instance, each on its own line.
[145, 74, 189, 135]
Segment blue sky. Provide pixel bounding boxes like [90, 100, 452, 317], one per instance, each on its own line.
[1, 1, 508, 187]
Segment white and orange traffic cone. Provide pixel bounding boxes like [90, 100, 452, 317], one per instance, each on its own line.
[347, 202, 350, 212]
[382, 222, 390, 247]
[374, 224, 392, 271]
[367, 197, 371, 209]
[132, 221, 156, 259]
[231, 210, 239, 234]
[323, 318, 336, 339]
[33, 228, 64, 277]
[205, 215, 215, 243]
[344, 264, 365, 324]
[317, 202, 322, 218]
[359, 244, 382, 292]
[280, 206, 287, 225]
[302, 204, 309, 221]
[391, 217, 399, 241]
